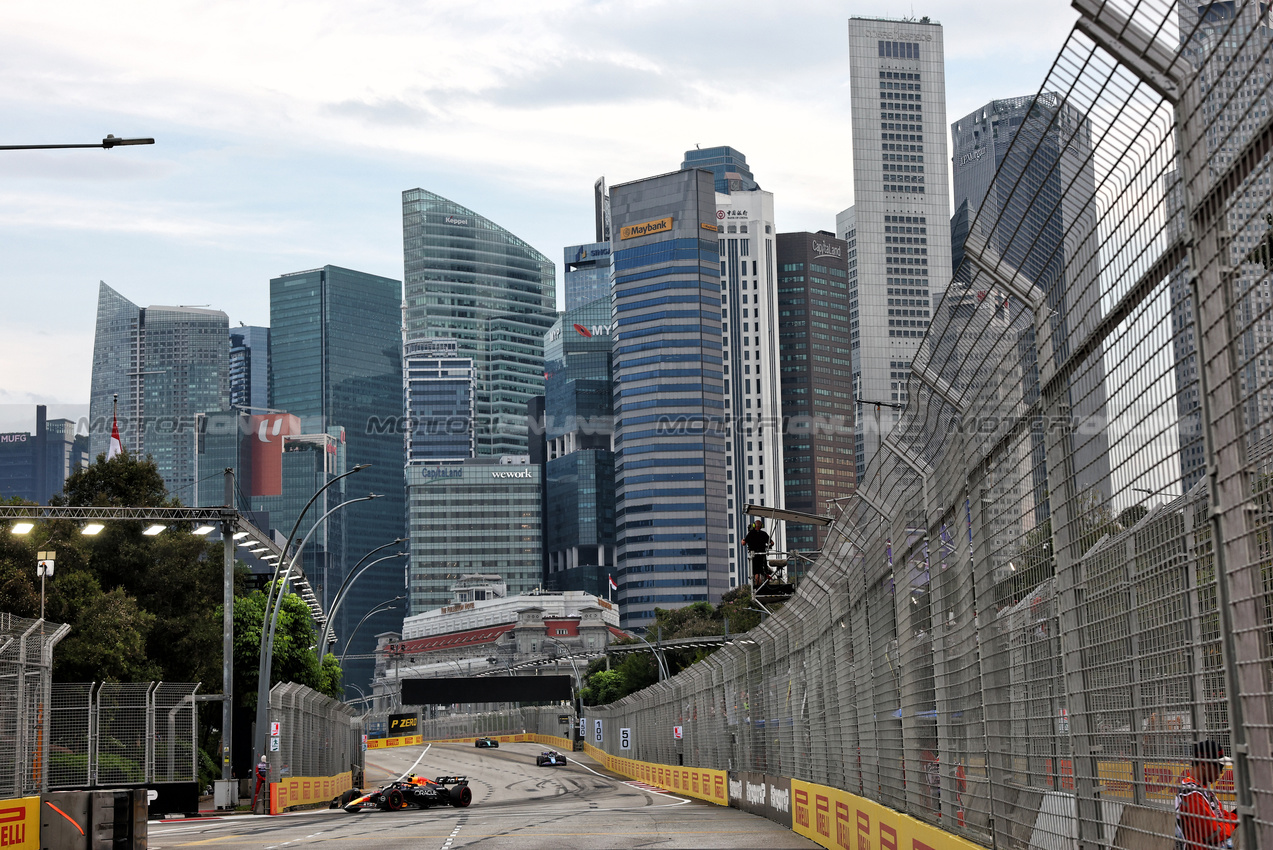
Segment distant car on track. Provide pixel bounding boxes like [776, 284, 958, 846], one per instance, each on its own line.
[339, 774, 472, 812]
[536, 750, 567, 767]
[475, 737, 499, 748]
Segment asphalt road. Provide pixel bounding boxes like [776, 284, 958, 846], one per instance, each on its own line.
[148, 742, 819, 849]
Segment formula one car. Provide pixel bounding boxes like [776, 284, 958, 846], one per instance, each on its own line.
[341, 774, 472, 811]
[475, 737, 499, 748]
[536, 750, 567, 767]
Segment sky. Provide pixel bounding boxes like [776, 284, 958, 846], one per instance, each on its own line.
[0, 0, 1080, 429]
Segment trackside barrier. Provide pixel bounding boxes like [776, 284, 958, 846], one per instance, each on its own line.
[269, 770, 352, 815]
[790, 779, 986, 850]
[0, 795, 38, 850]
[412, 732, 575, 751]
[581, 742, 728, 806]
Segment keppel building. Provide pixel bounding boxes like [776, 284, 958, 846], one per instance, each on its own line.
[401, 189, 557, 457]
[839, 17, 953, 483]
[543, 297, 616, 598]
[89, 283, 229, 499]
[776, 232, 856, 554]
[270, 265, 405, 695]
[610, 169, 728, 627]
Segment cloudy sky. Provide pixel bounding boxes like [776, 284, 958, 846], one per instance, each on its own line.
[0, 0, 1079, 426]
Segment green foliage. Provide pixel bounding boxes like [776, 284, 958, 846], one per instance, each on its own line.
[230, 584, 343, 712]
[579, 587, 764, 706]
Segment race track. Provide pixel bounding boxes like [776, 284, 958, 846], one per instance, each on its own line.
[147, 742, 819, 849]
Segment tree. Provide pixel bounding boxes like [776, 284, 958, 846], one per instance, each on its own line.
[231, 584, 342, 712]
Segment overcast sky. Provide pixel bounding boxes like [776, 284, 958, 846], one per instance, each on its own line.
[0, 0, 1079, 425]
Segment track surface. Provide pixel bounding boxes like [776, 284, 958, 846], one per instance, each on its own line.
[148, 742, 818, 849]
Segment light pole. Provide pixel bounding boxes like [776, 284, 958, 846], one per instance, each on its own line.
[628, 631, 669, 682]
[253, 484, 375, 766]
[0, 135, 154, 151]
[317, 542, 408, 657]
[544, 636, 583, 740]
[35, 551, 54, 620]
[340, 597, 404, 670]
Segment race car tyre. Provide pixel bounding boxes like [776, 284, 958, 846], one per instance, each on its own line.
[449, 785, 472, 807]
[384, 789, 404, 810]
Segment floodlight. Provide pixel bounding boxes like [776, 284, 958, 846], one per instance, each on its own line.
[193, 525, 216, 535]
[11, 522, 33, 535]
[142, 524, 165, 536]
[232, 531, 249, 540]
[81, 523, 105, 536]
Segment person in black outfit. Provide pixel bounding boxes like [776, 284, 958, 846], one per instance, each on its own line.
[745, 519, 772, 587]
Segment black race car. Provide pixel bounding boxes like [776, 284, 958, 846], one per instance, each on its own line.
[535, 750, 567, 767]
[475, 737, 499, 748]
[341, 775, 472, 812]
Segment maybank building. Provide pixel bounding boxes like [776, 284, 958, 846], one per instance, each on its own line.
[610, 169, 729, 628]
[407, 458, 542, 613]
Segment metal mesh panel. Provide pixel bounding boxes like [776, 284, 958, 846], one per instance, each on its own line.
[48, 682, 92, 789]
[268, 682, 361, 782]
[95, 683, 152, 786]
[152, 683, 199, 783]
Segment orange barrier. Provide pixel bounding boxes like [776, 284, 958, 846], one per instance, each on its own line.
[580, 742, 728, 806]
[269, 771, 352, 815]
[791, 779, 985, 850]
[0, 796, 39, 849]
[366, 734, 424, 750]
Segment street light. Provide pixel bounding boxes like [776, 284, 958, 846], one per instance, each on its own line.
[544, 636, 584, 740]
[339, 597, 404, 671]
[316, 539, 408, 656]
[252, 464, 372, 766]
[0, 135, 155, 151]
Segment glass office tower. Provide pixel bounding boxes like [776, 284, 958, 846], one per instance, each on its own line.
[543, 297, 615, 597]
[270, 265, 404, 695]
[401, 189, 557, 456]
[563, 242, 613, 311]
[229, 326, 271, 411]
[89, 282, 229, 500]
[404, 338, 474, 464]
[610, 169, 729, 628]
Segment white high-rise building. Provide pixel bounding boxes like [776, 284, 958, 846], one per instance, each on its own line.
[840, 17, 953, 483]
[716, 187, 785, 587]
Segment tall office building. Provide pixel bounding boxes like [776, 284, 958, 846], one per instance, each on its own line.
[89, 283, 229, 500]
[0, 406, 88, 504]
[610, 169, 728, 627]
[563, 243, 613, 311]
[696, 162, 786, 588]
[543, 297, 616, 597]
[229, 326, 271, 411]
[951, 93, 1109, 511]
[195, 410, 346, 606]
[270, 265, 404, 694]
[841, 17, 954, 482]
[776, 232, 856, 554]
[401, 189, 557, 456]
[404, 338, 474, 464]
[1171, 2, 1273, 489]
[405, 457, 542, 612]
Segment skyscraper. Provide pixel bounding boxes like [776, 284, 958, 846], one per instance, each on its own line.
[697, 162, 786, 588]
[404, 338, 474, 464]
[842, 17, 954, 482]
[950, 93, 1109, 509]
[229, 326, 271, 411]
[563, 242, 613, 311]
[610, 169, 728, 627]
[543, 297, 616, 597]
[776, 231, 856, 554]
[401, 189, 557, 456]
[89, 283, 229, 500]
[270, 265, 404, 694]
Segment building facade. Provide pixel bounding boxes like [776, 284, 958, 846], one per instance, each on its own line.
[404, 338, 475, 464]
[950, 93, 1109, 515]
[229, 326, 271, 412]
[401, 189, 557, 457]
[406, 457, 542, 613]
[681, 146, 760, 194]
[708, 180, 786, 587]
[840, 18, 953, 483]
[270, 265, 404, 694]
[543, 297, 616, 597]
[776, 232, 856, 553]
[563, 242, 613, 312]
[610, 169, 729, 628]
[0, 406, 87, 504]
[89, 283, 230, 499]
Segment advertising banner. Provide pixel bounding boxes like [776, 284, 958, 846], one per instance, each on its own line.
[728, 772, 793, 829]
[0, 796, 38, 850]
[387, 713, 418, 736]
[365, 734, 423, 750]
[269, 771, 352, 815]
[248, 414, 299, 497]
[791, 778, 985, 850]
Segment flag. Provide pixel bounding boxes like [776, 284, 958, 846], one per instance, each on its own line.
[107, 415, 123, 460]
[608, 575, 618, 591]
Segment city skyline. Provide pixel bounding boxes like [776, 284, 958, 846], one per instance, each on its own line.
[0, 2, 1079, 412]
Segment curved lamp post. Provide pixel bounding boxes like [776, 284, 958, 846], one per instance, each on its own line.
[339, 597, 404, 670]
[544, 636, 584, 739]
[253, 486, 377, 765]
[628, 631, 670, 681]
[316, 540, 408, 656]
